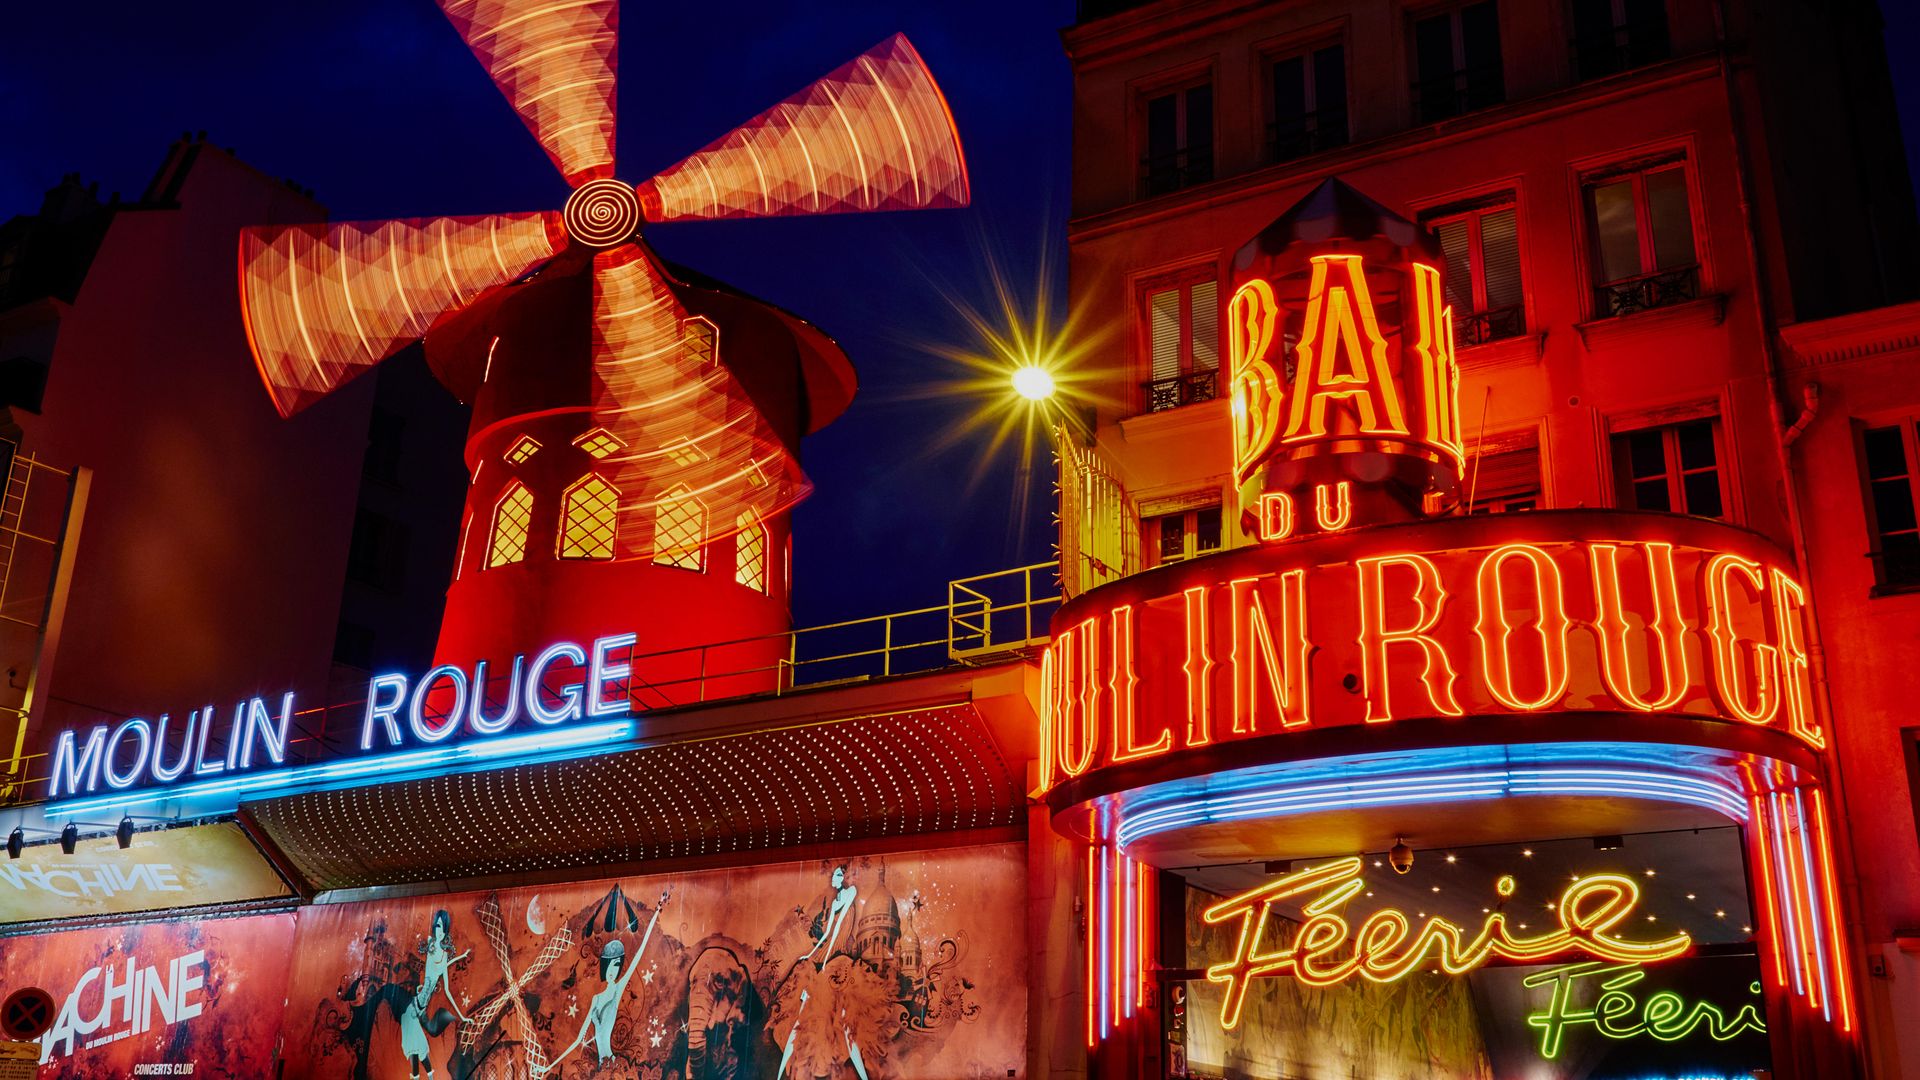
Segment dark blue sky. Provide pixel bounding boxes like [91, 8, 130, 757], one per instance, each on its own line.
[0, 0, 1076, 627]
[2, 2, 1916, 629]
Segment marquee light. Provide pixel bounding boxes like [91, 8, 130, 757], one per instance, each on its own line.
[1523, 962, 1765, 1059]
[1200, 857, 1691, 1029]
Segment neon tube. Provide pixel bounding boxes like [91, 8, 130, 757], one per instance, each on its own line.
[1791, 792, 1833, 1022]
[1809, 788, 1857, 1033]
[46, 719, 635, 817]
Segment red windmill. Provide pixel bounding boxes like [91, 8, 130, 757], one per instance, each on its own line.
[236, 0, 969, 703]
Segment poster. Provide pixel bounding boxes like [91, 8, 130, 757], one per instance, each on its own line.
[279, 843, 1027, 1079]
[0, 822, 291, 925]
[0, 911, 295, 1077]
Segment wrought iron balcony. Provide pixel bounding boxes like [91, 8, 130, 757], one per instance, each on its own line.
[1411, 66, 1505, 124]
[1455, 304, 1527, 348]
[1593, 264, 1700, 318]
[1142, 369, 1218, 413]
[1141, 146, 1214, 198]
[1267, 111, 1349, 165]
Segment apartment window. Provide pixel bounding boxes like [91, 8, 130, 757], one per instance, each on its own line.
[735, 511, 768, 593]
[1611, 420, 1723, 517]
[1860, 422, 1920, 588]
[1141, 274, 1220, 413]
[1412, 1, 1504, 123]
[652, 486, 707, 571]
[1149, 505, 1223, 565]
[559, 475, 619, 560]
[488, 482, 534, 568]
[1269, 43, 1348, 163]
[346, 506, 409, 591]
[1427, 198, 1525, 346]
[1585, 159, 1700, 316]
[1572, 0, 1671, 80]
[1466, 433, 1540, 512]
[1141, 81, 1213, 197]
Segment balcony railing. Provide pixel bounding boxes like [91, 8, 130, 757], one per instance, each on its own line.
[1142, 369, 1218, 413]
[1267, 110, 1349, 164]
[1411, 65, 1505, 124]
[1594, 264, 1700, 318]
[1455, 304, 1527, 348]
[1141, 146, 1214, 198]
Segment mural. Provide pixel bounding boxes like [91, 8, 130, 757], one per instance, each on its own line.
[0, 911, 294, 1077]
[1179, 886, 1491, 1080]
[279, 843, 1026, 1079]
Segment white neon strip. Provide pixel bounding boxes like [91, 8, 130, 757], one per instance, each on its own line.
[1098, 842, 1110, 1040]
[1769, 794, 1807, 998]
[1793, 792, 1834, 1022]
[46, 719, 636, 817]
[1123, 851, 1135, 1021]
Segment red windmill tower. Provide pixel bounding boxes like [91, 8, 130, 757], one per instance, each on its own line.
[236, 1, 969, 704]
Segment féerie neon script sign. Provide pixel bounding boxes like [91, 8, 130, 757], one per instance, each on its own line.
[47, 632, 638, 799]
[1524, 961, 1766, 1059]
[1201, 857, 1692, 1030]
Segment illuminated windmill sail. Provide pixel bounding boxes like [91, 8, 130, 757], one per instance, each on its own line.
[235, 0, 968, 688]
[237, 2, 969, 566]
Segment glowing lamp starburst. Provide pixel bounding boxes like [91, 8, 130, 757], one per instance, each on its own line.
[1012, 365, 1055, 401]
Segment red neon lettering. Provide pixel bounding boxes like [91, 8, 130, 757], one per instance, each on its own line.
[1184, 585, 1215, 747]
[1768, 569, 1824, 748]
[1590, 542, 1691, 712]
[1257, 492, 1295, 541]
[1704, 553, 1780, 725]
[1109, 605, 1170, 763]
[1284, 255, 1408, 442]
[1229, 279, 1285, 481]
[1055, 624, 1099, 777]
[1229, 572, 1312, 733]
[1356, 553, 1463, 721]
[1313, 481, 1352, 531]
[1408, 263, 1464, 467]
[1474, 544, 1571, 711]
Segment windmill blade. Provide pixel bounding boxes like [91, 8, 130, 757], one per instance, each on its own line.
[590, 248, 809, 563]
[638, 33, 969, 222]
[437, 0, 618, 185]
[241, 212, 560, 417]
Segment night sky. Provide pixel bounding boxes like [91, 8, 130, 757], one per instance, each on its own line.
[2, 2, 1915, 629]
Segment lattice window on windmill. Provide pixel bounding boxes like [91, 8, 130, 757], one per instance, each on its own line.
[735, 511, 767, 593]
[682, 317, 718, 365]
[560, 475, 620, 560]
[488, 482, 535, 568]
[653, 487, 707, 571]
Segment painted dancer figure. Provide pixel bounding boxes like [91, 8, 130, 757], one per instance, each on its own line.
[401, 909, 470, 1079]
[553, 890, 669, 1069]
[777, 865, 858, 1076]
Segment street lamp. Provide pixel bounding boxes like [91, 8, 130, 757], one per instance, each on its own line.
[1011, 365, 1055, 401]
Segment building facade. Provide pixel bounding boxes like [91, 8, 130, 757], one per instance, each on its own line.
[1052, 0, 1920, 1076]
[3, 1, 1920, 1079]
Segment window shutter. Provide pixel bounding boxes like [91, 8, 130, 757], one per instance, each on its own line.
[1149, 287, 1182, 380]
[1189, 279, 1219, 371]
[1434, 219, 1474, 311]
[1479, 207, 1522, 310]
[1467, 430, 1540, 503]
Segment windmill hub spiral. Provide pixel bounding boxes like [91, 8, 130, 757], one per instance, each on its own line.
[563, 179, 642, 248]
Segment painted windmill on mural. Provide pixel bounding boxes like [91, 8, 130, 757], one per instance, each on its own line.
[236, 0, 969, 690]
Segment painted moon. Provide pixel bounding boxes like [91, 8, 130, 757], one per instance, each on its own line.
[527, 895, 546, 936]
